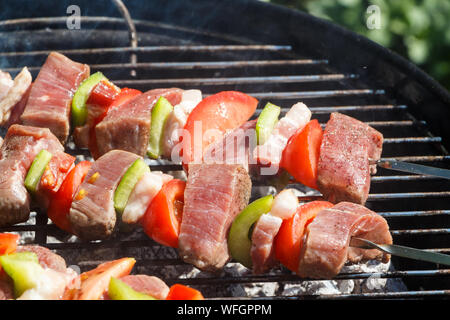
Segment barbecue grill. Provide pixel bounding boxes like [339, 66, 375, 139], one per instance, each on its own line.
[0, 0, 449, 300]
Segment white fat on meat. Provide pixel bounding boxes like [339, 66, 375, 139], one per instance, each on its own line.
[17, 267, 77, 300]
[162, 89, 202, 159]
[122, 171, 173, 224]
[253, 102, 311, 166]
[0, 71, 14, 101]
[0, 67, 32, 125]
[269, 189, 299, 220]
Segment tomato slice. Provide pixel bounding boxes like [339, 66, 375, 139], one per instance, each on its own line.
[141, 179, 186, 248]
[281, 119, 323, 189]
[108, 88, 142, 110]
[274, 201, 333, 272]
[86, 80, 120, 111]
[166, 284, 204, 300]
[63, 258, 136, 300]
[181, 91, 258, 164]
[47, 161, 92, 233]
[0, 233, 19, 256]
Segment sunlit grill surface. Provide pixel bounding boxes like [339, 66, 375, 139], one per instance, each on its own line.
[0, 3, 449, 299]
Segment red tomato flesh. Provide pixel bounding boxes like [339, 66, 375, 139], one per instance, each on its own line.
[181, 91, 258, 164]
[47, 161, 92, 233]
[141, 179, 186, 248]
[281, 119, 323, 189]
[274, 200, 333, 273]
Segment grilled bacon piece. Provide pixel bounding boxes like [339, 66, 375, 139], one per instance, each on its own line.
[317, 113, 383, 205]
[179, 163, 252, 272]
[297, 202, 392, 279]
[21, 52, 90, 143]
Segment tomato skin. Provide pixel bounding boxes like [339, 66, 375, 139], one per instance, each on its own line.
[281, 119, 323, 190]
[181, 91, 258, 164]
[166, 284, 204, 300]
[141, 179, 186, 248]
[47, 161, 92, 233]
[87, 85, 138, 159]
[274, 201, 333, 273]
[63, 258, 135, 300]
[0, 233, 19, 255]
[108, 88, 142, 110]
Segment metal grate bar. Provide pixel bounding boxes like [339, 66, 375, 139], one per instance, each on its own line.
[2, 59, 328, 72]
[113, 74, 353, 86]
[0, 45, 293, 57]
[225, 89, 386, 99]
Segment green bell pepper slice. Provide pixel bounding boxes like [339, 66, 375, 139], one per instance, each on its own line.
[114, 158, 150, 215]
[71, 71, 107, 127]
[24, 149, 53, 194]
[228, 195, 274, 268]
[256, 102, 281, 145]
[147, 96, 174, 159]
[0, 252, 44, 298]
[108, 277, 156, 300]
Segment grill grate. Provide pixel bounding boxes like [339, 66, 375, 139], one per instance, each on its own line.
[0, 0, 449, 299]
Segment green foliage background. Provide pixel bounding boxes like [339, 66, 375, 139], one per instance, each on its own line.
[265, 0, 450, 91]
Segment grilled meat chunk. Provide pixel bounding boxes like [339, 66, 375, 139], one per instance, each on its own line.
[203, 120, 257, 171]
[317, 113, 383, 204]
[0, 125, 64, 226]
[179, 163, 252, 272]
[95, 88, 183, 158]
[21, 52, 90, 143]
[298, 202, 392, 279]
[16, 245, 67, 273]
[69, 150, 140, 240]
[0, 67, 32, 126]
[250, 213, 282, 274]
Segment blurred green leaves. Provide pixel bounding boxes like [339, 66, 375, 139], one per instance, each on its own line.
[269, 0, 450, 90]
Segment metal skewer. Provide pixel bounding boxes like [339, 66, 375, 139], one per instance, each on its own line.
[350, 237, 450, 266]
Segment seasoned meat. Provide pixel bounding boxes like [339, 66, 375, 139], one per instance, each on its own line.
[297, 202, 392, 279]
[0, 67, 32, 126]
[21, 52, 90, 143]
[16, 245, 67, 273]
[95, 88, 183, 158]
[69, 150, 140, 240]
[0, 125, 64, 226]
[179, 163, 252, 272]
[317, 113, 383, 205]
[253, 102, 311, 175]
[250, 214, 282, 274]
